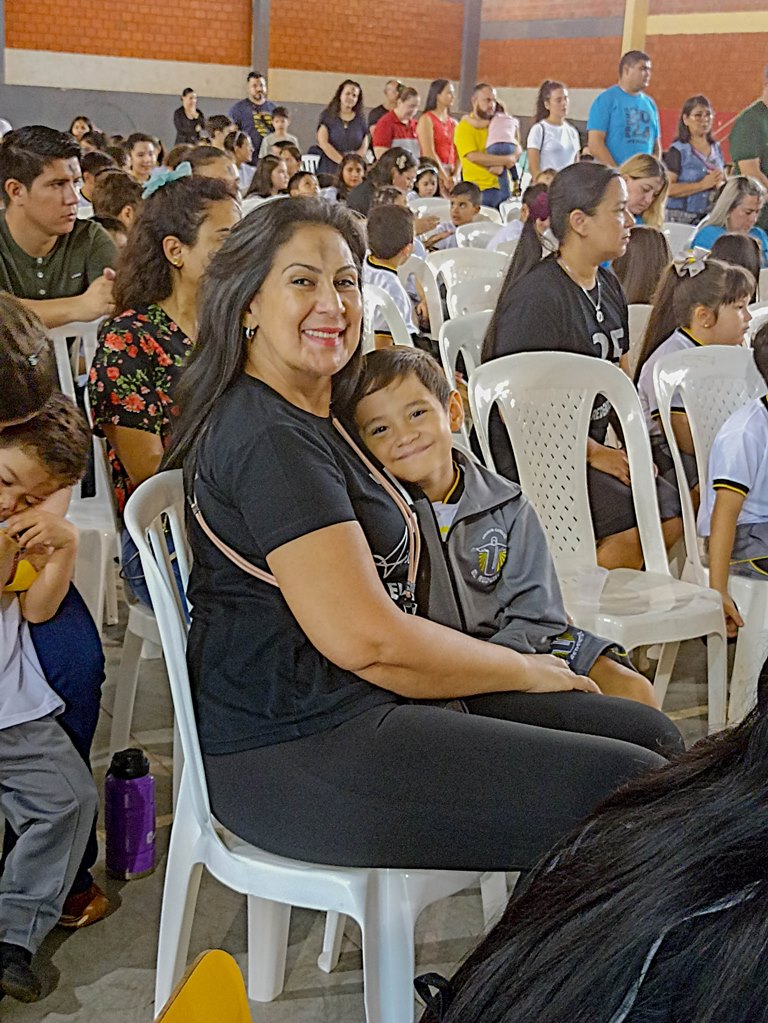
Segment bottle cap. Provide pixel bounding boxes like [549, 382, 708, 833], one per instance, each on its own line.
[108, 748, 151, 779]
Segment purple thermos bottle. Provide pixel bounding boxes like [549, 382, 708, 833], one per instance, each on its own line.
[105, 748, 156, 879]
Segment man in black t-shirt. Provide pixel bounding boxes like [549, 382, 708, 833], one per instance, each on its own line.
[368, 79, 402, 129]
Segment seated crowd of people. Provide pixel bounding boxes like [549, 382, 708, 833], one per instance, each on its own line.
[1, 50, 768, 1018]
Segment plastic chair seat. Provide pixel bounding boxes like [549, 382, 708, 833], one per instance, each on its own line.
[427, 249, 508, 292]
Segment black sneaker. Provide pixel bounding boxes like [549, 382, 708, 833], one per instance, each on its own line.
[0, 943, 42, 1002]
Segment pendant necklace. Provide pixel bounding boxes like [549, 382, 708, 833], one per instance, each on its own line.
[559, 258, 604, 323]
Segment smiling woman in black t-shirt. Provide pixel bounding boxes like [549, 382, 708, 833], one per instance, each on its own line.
[482, 161, 682, 570]
[164, 197, 679, 878]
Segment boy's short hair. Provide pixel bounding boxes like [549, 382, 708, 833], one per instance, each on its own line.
[0, 392, 91, 486]
[0, 295, 55, 423]
[80, 150, 115, 178]
[367, 205, 414, 260]
[205, 114, 234, 136]
[287, 170, 314, 192]
[0, 125, 81, 195]
[93, 214, 128, 239]
[91, 170, 142, 219]
[350, 346, 452, 414]
[451, 181, 481, 206]
[752, 323, 768, 386]
[272, 106, 289, 120]
[370, 185, 405, 209]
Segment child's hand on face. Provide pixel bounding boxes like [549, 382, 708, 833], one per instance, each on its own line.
[4, 508, 78, 558]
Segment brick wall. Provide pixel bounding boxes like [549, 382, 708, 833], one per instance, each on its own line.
[6, 0, 251, 64]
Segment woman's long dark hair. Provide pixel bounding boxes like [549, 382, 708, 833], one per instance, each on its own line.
[433, 664, 768, 1023]
[112, 176, 234, 311]
[533, 79, 566, 123]
[424, 79, 451, 113]
[165, 198, 366, 488]
[482, 163, 618, 362]
[676, 94, 715, 145]
[710, 232, 761, 302]
[613, 224, 671, 305]
[324, 79, 364, 121]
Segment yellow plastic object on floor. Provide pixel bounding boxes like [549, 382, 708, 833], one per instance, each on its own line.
[155, 949, 251, 1022]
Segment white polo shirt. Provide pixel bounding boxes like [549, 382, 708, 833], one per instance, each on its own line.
[362, 255, 417, 335]
[698, 395, 768, 536]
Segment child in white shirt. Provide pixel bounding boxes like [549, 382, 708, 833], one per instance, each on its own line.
[0, 394, 98, 1003]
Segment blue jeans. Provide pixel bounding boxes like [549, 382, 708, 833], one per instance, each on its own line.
[2, 585, 105, 896]
[121, 526, 187, 617]
[486, 141, 518, 203]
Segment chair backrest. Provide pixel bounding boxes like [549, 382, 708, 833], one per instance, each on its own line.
[445, 278, 501, 318]
[626, 303, 653, 375]
[499, 200, 522, 224]
[469, 351, 670, 579]
[490, 237, 519, 259]
[455, 222, 500, 249]
[409, 197, 450, 221]
[301, 153, 320, 173]
[760, 267, 768, 303]
[426, 248, 508, 291]
[397, 254, 443, 338]
[362, 283, 414, 351]
[654, 345, 764, 579]
[155, 949, 251, 1022]
[662, 222, 696, 257]
[49, 319, 104, 400]
[439, 311, 491, 448]
[476, 206, 503, 224]
[749, 302, 768, 341]
[123, 471, 206, 822]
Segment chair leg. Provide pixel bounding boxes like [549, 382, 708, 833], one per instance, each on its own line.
[728, 582, 768, 724]
[361, 872, 418, 1023]
[652, 641, 680, 708]
[154, 778, 204, 1014]
[479, 872, 508, 929]
[105, 553, 119, 626]
[246, 896, 291, 1001]
[318, 911, 346, 973]
[109, 625, 144, 755]
[706, 628, 728, 733]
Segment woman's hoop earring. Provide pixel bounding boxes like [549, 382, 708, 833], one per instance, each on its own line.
[244, 326, 256, 340]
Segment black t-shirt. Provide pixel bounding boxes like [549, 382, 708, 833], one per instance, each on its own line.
[368, 104, 388, 128]
[186, 376, 406, 754]
[486, 255, 628, 470]
[346, 178, 376, 214]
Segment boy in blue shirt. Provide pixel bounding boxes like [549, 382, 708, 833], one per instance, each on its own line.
[346, 346, 661, 713]
[587, 51, 660, 167]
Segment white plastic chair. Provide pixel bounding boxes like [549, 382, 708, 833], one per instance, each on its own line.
[397, 254, 443, 339]
[240, 194, 267, 217]
[301, 154, 320, 173]
[455, 222, 500, 249]
[438, 311, 491, 448]
[662, 222, 696, 257]
[409, 197, 450, 220]
[125, 470, 490, 1023]
[748, 302, 768, 341]
[362, 283, 414, 351]
[469, 351, 728, 730]
[446, 278, 501, 319]
[627, 303, 653, 375]
[490, 237, 519, 259]
[499, 200, 522, 224]
[427, 249, 508, 292]
[654, 345, 766, 722]
[50, 320, 119, 631]
[759, 267, 768, 302]
[476, 206, 502, 225]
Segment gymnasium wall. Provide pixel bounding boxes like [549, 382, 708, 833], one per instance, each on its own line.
[1, 0, 766, 149]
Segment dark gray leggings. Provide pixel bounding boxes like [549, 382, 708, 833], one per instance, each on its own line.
[204, 697, 678, 872]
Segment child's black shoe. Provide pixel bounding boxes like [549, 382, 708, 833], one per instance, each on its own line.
[0, 943, 42, 1002]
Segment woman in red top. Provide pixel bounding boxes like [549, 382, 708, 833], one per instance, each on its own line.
[417, 79, 458, 194]
[371, 86, 420, 159]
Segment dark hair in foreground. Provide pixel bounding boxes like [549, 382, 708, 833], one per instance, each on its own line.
[425, 660, 768, 1023]
[113, 176, 234, 310]
[0, 125, 81, 194]
[482, 163, 618, 362]
[0, 294, 55, 423]
[165, 198, 366, 487]
[710, 232, 761, 302]
[0, 391, 90, 484]
[346, 346, 451, 418]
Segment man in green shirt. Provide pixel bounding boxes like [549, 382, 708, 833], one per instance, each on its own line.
[729, 67, 768, 231]
[0, 126, 116, 327]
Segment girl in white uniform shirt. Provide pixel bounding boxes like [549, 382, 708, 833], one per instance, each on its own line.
[526, 80, 581, 178]
[634, 252, 754, 489]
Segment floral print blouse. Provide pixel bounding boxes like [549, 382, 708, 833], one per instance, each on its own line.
[89, 304, 193, 517]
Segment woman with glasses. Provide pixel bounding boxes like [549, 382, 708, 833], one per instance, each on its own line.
[664, 95, 725, 225]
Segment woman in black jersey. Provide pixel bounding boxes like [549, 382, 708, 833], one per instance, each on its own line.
[165, 197, 680, 881]
[482, 161, 682, 570]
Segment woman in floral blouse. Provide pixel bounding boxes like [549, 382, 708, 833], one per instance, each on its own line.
[89, 171, 240, 603]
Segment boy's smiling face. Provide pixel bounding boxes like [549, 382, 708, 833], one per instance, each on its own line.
[354, 372, 464, 501]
